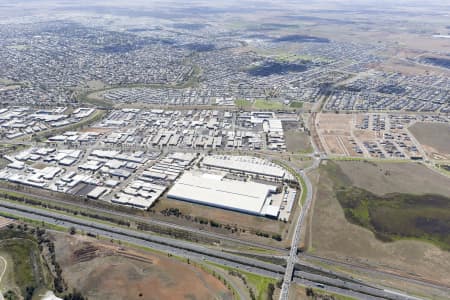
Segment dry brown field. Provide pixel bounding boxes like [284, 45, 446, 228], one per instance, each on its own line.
[335, 160, 450, 196]
[52, 232, 232, 300]
[409, 122, 450, 160]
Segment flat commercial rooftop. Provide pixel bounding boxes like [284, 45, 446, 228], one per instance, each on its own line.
[167, 171, 277, 215]
[202, 156, 285, 179]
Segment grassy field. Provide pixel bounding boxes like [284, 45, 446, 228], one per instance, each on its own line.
[284, 129, 312, 153]
[289, 101, 304, 108]
[0, 158, 9, 169]
[234, 98, 253, 108]
[334, 160, 450, 195]
[207, 261, 278, 300]
[308, 160, 450, 287]
[0, 229, 52, 299]
[254, 99, 285, 110]
[336, 187, 450, 250]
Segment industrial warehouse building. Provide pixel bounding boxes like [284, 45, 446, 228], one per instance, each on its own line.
[167, 171, 280, 217]
[202, 155, 286, 181]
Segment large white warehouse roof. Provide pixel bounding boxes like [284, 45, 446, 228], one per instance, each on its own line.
[167, 171, 277, 215]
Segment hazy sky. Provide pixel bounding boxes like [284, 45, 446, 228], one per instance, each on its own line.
[1, 0, 448, 20]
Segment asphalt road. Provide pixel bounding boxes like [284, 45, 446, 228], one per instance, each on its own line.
[293, 277, 384, 300]
[279, 154, 320, 300]
[0, 186, 288, 254]
[0, 201, 284, 277]
[0, 199, 425, 300]
[301, 253, 450, 295]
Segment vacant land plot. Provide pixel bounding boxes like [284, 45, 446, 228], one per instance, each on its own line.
[316, 113, 356, 156]
[317, 113, 353, 134]
[153, 198, 289, 246]
[308, 160, 450, 287]
[285, 129, 312, 153]
[335, 160, 450, 196]
[322, 135, 347, 155]
[409, 122, 450, 159]
[53, 233, 232, 300]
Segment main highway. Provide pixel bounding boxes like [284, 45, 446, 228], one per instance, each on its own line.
[0, 185, 287, 254]
[0, 182, 425, 300]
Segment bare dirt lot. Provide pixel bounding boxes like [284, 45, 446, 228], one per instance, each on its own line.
[322, 135, 346, 155]
[308, 160, 450, 290]
[79, 127, 112, 134]
[52, 232, 232, 300]
[316, 113, 365, 157]
[316, 113, 353, 134]
[409, 122, 450, 159]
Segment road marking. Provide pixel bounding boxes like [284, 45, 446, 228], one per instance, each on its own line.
[0, 255, 7, 300]
[0, 256, 7, 284]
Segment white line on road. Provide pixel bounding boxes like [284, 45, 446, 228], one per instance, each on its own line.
[0, 255, 7, 300]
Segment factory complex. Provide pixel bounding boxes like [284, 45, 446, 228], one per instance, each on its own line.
[43, 109, 296, 152]
[0, 107, 301, 219]
[0, 143, 298, 219]
[167, 155, 296, 218]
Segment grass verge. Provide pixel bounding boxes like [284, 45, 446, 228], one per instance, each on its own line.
[206, 261, 278, 300]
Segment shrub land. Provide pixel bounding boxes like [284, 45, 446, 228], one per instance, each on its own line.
[325, 161, 450, 250]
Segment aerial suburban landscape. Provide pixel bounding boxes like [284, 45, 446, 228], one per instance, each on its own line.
[0, 0, 449, 299]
